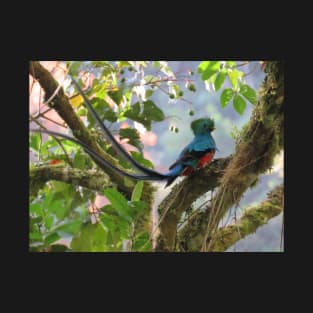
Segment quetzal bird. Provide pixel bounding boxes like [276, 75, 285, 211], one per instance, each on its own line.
[31, 77, 217, 187]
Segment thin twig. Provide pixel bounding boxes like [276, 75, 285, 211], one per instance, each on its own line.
[29, 116, 74, 167]
[40, 114, 67, 128]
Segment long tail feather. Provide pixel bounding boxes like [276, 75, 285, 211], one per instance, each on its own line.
[30, 129, 168, 182]
[70, 76, 166, 179]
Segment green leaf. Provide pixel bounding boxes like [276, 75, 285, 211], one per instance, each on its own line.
[129, 201, 147, 217]
[30, 202, 43, 215]
[103, 188, 132, 221]
[143, 100, 165, 121]
[214, 70, 227, 91]
[53, 220, 82, 235]
[119, 127, 143, 152]
[220, 88, 234, 108]
[30, 133, 41, 152]
[69, 61, 82, 76]
[44, 215, 54, 230]
[228, 69, 243, 89]
[44, 232, 60, 245]
[131, 181, 144, 202]
[226, 61, 236, 68]
[239, 84, 257, 105]
[145, 89, 154, 98]
[49, 244, 68, 252]
[198, 61, 221, 81]
[133, 232, 151, 251]
[73, 152, 86, 169]
[108, 88, 124, 106]
[130, 151, 154, 169]
[30, 232, 43, 241]
[71, 223, 107, 252]
[89, 97, 117, 123]
[233, 95, 247, 115]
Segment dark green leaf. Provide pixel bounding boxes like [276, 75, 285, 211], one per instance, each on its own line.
[239, 84, 257, 105]
[143, 100, 165, 121]
[233, 95, 247, 115]
[49, 244, 68, 252]
[220, 88, 234, 108]
[198, 61, 221, 81]
[71, 223, 107, 252]
[124, 102, 152, 130]
[108, 88, 124, 106]
[131, 181, 144, 202]
[119, 128, 143, 152]
[130, 151, 154, 169]
[214, 70, 227, 91]
[130, 201, 147, 216]
[44, 232, 60, 245]
[103, 188, 132, 221]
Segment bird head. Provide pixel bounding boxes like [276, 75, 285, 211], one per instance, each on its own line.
[191, 117, 215, 135]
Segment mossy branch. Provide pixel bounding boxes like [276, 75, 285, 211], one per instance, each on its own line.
[177, 184, 283, 252]
[155, 157, 231, 251]
[30, 165, 114, 197]
[201, 61, 284, 251]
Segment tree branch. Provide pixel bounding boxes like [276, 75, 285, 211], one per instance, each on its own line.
[177, 184, 283, 252]
[155, 156, 231, 251]
[202, 61, 284, 251]
[30, 165, 114, 197]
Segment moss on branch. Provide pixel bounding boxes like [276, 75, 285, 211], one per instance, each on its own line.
[177, 184, 283, 252]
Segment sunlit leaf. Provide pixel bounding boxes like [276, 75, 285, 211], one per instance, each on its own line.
[68, 93, 84, 108]
[228, 69, 243, 89]
[214, 70, 227, 91]
[198, 61, 221, 80]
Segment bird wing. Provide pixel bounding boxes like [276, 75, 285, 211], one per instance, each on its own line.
[168, 136, 216, 170]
